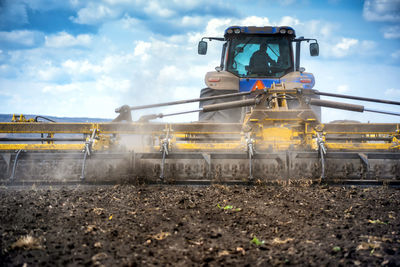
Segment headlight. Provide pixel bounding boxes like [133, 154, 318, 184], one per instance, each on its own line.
[227, 29, 233, 34]
[234, 28, 241, 34]
[279, 28, 287, 34]
[287, 29, 294, 34]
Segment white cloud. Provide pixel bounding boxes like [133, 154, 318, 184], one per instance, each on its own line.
[133, 41, 152, 61]
[97, 76, 131, 92]
[42, 83, 83, 93]
[276, 17, 338, 39]
[121, 15, 141, 29]
[71, 2, 121, 25]
[240, 16, 271, 26]
[144, 1, 174, 18]
[337, 84, 349, 93]
[101, 53, 135, 74]
[37, 66, 63, 82]
[279, 16, 301, 27]
[204, 18, 233, 36]
[62, 59, 101, 73]
[363, 0, 400, 22]
[384, 88, 400, 97]
[331, 38, 359, 57]
[62, 59, 103, 78]
[336, 38, 359, 50]
[383, 25, 400, 39]
[157, 65, 186, 85]
[45, 32, 92, 48]
[181, 16, 204, 27]
[67, 0, 235, 29]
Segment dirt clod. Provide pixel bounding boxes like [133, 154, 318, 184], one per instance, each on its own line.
[11, 235, 42, 250]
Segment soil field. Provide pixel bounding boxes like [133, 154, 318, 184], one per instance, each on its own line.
[0, 184, 399, 266]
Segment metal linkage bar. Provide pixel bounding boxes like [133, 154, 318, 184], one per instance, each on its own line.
[313, 90, 400, 106]
[137, 98, 260, 122]
[307, 98, 400, 116]
[115, 91, 252, 112]
[363, 108, 400, 117]
[138, 110, 202, 122]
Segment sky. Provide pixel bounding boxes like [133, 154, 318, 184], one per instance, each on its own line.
[0, 0, 399, 123]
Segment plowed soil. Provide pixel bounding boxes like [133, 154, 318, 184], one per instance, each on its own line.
[1, 184, 399, 266]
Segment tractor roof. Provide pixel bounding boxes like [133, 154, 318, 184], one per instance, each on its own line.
[224, 26, 296, 38]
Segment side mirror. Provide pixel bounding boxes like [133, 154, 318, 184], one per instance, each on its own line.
[198, 41, 208, 55]
[310, 42, 319, 56]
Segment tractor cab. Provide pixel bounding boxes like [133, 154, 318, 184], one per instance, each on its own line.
[198, 26, 320, 122]
[198, 26, 319, 92]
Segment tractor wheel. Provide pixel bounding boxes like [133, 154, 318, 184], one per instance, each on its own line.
[198, 88, 243, 122]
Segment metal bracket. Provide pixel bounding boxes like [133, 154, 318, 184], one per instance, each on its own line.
[286, 150, 291, 179]
[10, 149, 23, 181]
[358, 153, 370, 179]
[159, 138, 169, 181]
[246, 137, 255, 181]
[201, 153, 212, 179]
[159, 128, 171, 181]
[1, 153, 12, 175]
[81, 129, 98, 180]
[113, 105, 132, 122]
[316, 132, 327, 179]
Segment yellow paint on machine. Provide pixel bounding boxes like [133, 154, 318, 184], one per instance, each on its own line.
[325, 142, 394, 150]
[172, 142, 244, 151]
[0, 144, 84, 150]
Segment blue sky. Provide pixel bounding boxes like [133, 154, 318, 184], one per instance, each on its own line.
[0, 0, 399, 122]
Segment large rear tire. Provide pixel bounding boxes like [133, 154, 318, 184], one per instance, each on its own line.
[198, 88, 243, 122]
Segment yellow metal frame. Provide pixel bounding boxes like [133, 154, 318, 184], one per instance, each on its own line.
[1, 105, 399, 153]
[0, 144, 84, 150]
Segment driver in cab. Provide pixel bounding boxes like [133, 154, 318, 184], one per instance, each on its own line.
[248, 43, 275, 75]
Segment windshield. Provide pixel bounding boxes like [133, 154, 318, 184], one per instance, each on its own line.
[226, 36, 293, 78]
